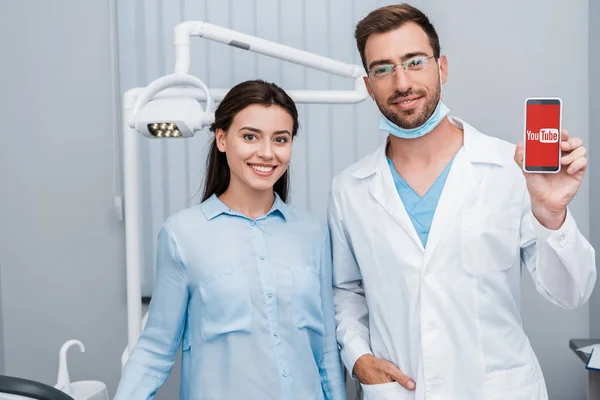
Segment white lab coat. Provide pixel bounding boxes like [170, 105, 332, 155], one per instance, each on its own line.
[328, 117, 596, 400]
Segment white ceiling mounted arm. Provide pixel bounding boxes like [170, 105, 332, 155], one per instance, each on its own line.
[174, 21, 364, 78]
[172, 21, 368, 104]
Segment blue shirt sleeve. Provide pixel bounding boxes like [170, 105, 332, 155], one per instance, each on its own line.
[317, 227, 347, 400]
[114, 227, 189, 400]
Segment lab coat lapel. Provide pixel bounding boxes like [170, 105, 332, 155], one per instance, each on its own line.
[369, 155, 425, 252]
[423, 149, 485, 266]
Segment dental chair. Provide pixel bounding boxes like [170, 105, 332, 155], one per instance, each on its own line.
[0, 375, 73, 400]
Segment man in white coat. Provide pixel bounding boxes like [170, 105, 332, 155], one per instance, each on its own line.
[328, 4, 597, 400]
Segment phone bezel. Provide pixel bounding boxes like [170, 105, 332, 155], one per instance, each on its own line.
[523, 97, 562, 174]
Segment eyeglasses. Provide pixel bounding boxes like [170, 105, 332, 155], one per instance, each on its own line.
[367, 56, 436, 80]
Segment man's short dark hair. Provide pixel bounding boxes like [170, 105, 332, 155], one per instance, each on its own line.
[355, 4, 441, 72]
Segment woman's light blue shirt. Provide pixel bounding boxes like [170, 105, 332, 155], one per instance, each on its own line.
[114, 194, 346, 400]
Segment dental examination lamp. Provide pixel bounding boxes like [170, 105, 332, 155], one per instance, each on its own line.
[121, 20, 368, 368]
[128, 73, 215, 139]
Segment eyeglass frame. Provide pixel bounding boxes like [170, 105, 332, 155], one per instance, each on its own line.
[367, 55, 437, 81]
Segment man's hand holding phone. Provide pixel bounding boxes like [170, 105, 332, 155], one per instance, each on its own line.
[353, 354, 416, 391]
[515, 128, 588, 230]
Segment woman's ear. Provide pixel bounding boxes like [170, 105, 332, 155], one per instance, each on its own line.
[215, 128, 226, 152]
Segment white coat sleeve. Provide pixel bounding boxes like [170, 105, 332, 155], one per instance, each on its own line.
[520, 189, 597, 310]
[328, 177, 373, 376]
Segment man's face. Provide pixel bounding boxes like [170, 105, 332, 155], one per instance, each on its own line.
[363, 22, 447, 129]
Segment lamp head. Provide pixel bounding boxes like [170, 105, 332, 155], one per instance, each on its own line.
[128, 73, 215, 139]
[134, 97, 204, 138]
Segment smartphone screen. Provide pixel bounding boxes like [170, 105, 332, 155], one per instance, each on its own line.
[524, 98, 561, 172]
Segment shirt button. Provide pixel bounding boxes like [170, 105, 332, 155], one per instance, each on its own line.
[282, 370, 288, 377]
[249, 221, 256, 226]
[259, 255, 265, 260]
[267, 292, 273, 298]
[273, 330, 279, 337]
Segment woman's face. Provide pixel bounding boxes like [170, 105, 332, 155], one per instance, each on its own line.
[216, 104, 294, 194]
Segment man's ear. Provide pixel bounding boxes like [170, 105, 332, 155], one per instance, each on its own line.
[439, 55, 448, 84]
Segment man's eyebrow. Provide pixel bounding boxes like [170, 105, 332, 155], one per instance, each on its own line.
[368, 59, 394, 71]
[401, 51, 430, 61]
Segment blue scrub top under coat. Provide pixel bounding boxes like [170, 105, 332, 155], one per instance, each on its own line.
[387, 157, 454, 247]
[114, 194, 346, 400]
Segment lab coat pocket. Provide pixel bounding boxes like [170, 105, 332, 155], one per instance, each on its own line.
[483, 362, 544, 400]
[360, 382, 412, 400]
[461, 210, 521, 275]
[196, 266, 253, 342]
[288, 264, 324, 336]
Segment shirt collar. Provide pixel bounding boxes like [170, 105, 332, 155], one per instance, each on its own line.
[201, 192, 289, 221]
[353, 115, 505, 179]
[450, 116, 504, 167]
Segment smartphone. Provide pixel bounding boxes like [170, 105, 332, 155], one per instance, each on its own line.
[523, 97, 562, 173]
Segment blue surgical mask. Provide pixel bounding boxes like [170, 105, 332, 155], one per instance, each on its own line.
[379, 100, 450, 139]
[377, 68, 449, 139]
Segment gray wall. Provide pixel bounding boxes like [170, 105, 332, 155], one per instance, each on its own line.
[590, 0, 600, 339]
[0, 0, 126, 396]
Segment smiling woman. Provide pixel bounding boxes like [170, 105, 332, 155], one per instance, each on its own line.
[203, 80, 299, 209]
[113, 79, 347, 400]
